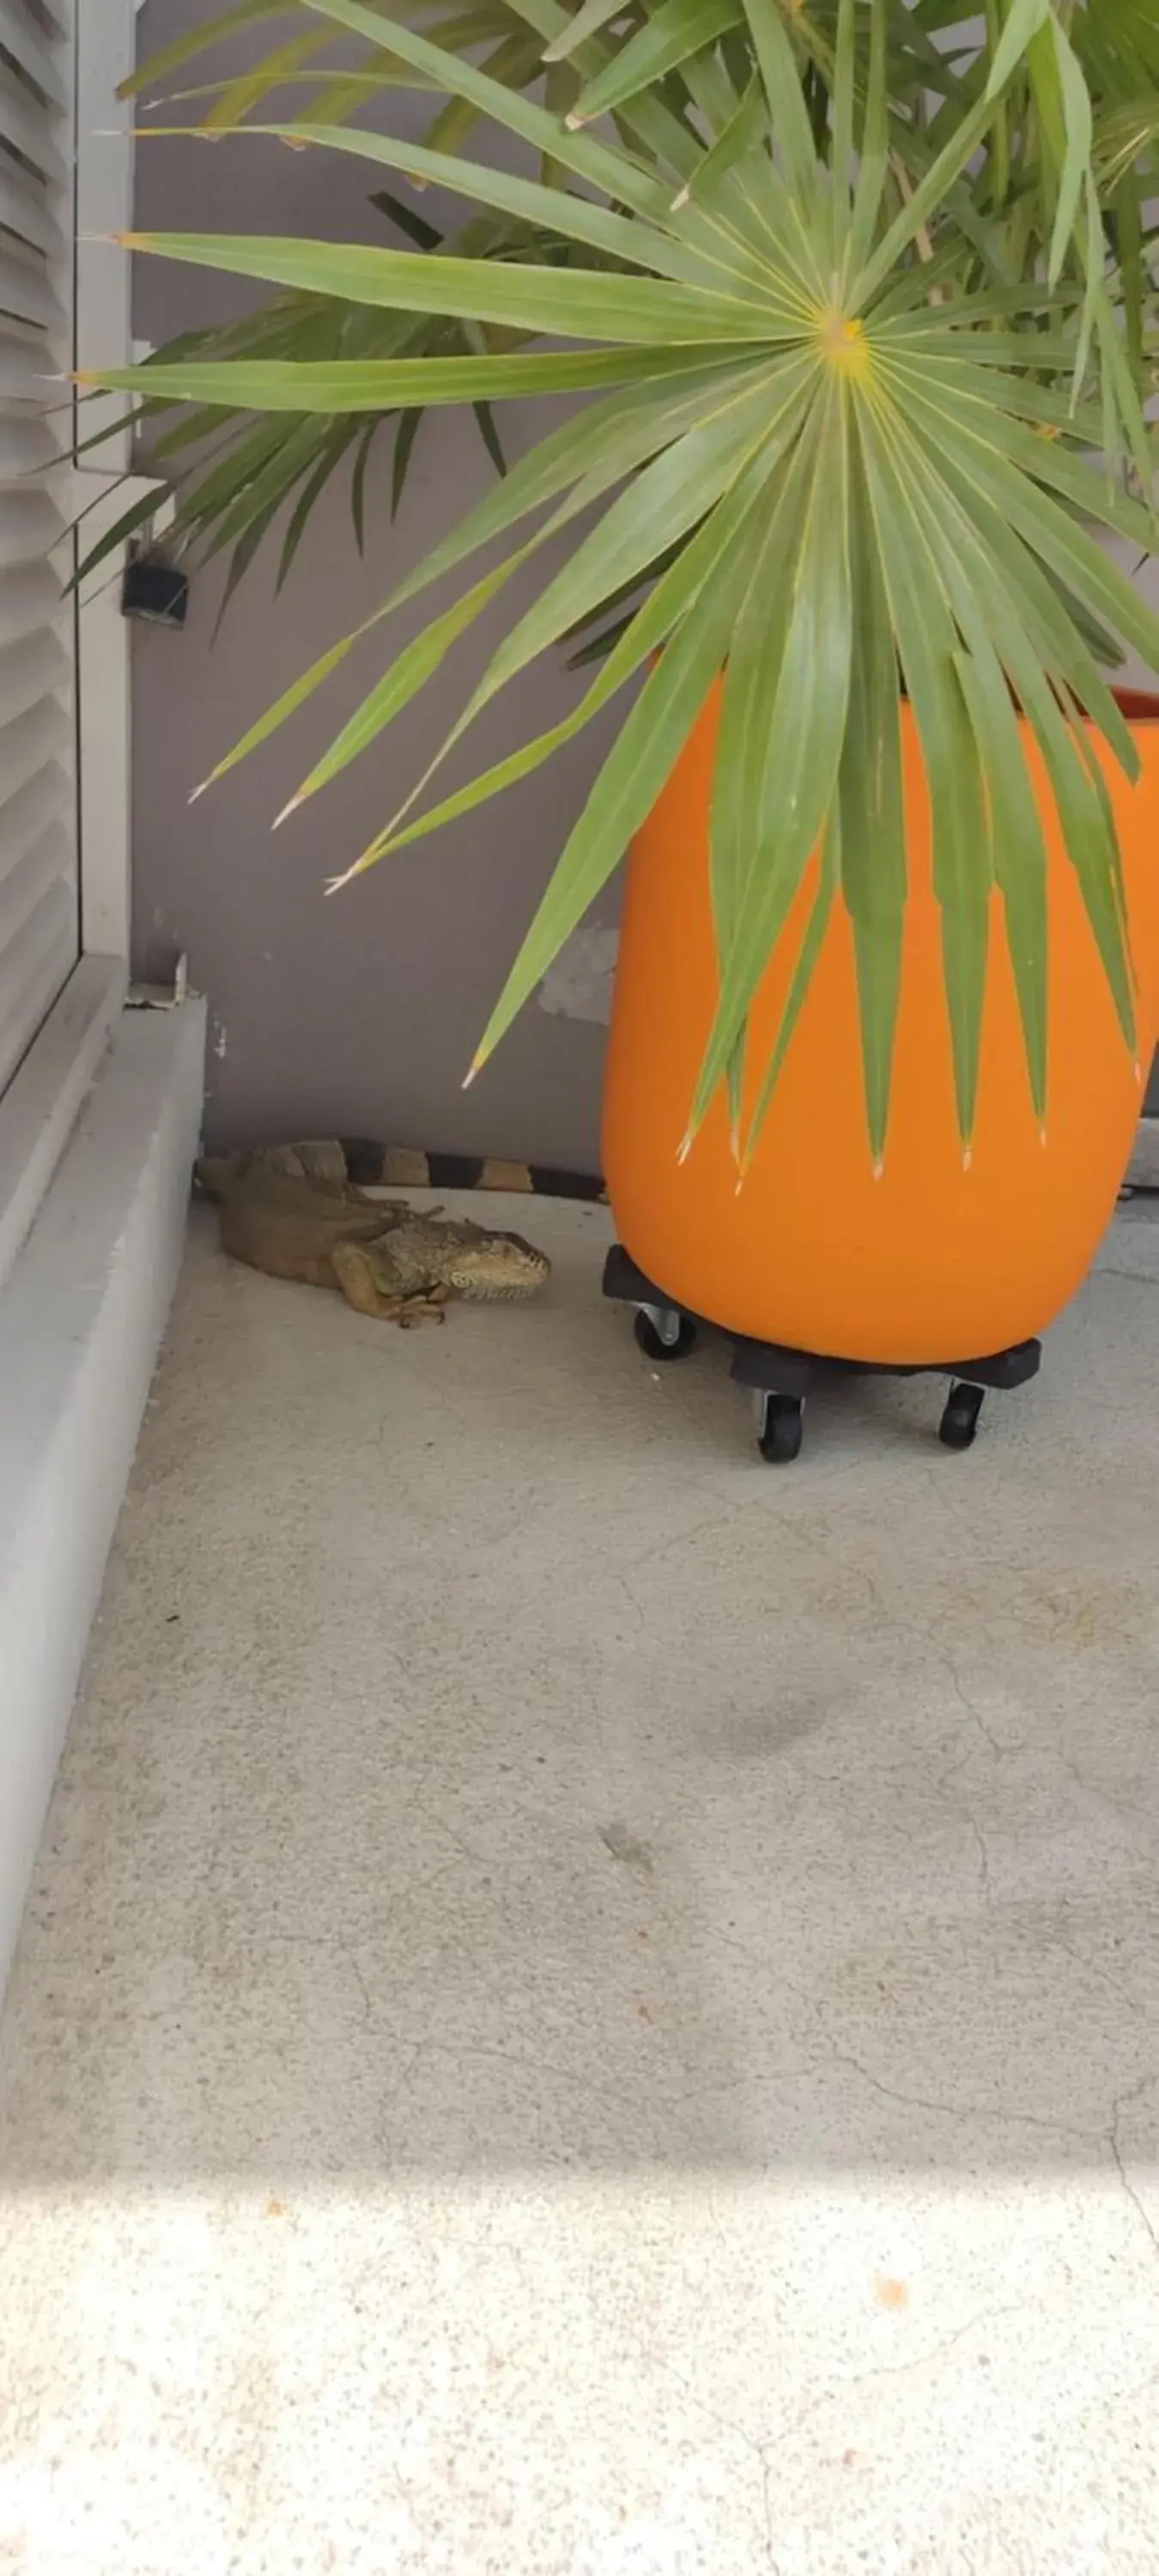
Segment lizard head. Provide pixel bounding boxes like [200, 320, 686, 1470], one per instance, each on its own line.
[445, 1225, 551, 1302]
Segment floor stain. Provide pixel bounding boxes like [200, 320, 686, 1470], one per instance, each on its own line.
[598, 1821, 654, 1874]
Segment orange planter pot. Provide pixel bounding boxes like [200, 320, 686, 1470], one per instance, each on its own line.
[604, 690, 1159, 1364]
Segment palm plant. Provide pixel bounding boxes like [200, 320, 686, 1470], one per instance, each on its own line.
[89, 0, 1159, 1164]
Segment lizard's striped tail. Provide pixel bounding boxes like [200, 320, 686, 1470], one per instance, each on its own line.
[196, 1138, 608, 1204]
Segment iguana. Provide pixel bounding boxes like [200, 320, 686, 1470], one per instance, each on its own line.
[194, 1137, 604, 1326]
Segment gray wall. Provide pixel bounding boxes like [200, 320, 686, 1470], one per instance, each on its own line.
[130, 3, 622, 1166]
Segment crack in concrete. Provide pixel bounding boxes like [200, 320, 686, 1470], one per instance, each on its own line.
[761, 2458, 780, 2574]
[1109, 2074, 1159, 2275]
[1056, 1933, 1149, 2028]
[847, 1555, 1017, 1764]
[817, 2037, 1100, 2142]
[340, 1941, 373, 2029]
[656, 2292, 1025, 2565]
[754, 2300, 1027, 2494]
[1048, 1751, 1148, 1842]
[942, 1660, 1008, 1757]
[1108, 2127, 1159, 2271]
[622, 2333, 781, 2566]
[963, 1809, 994, 1911]
[336, 2012, 680, 2123]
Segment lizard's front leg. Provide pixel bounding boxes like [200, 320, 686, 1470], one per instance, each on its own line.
[395, 1288, 455, 1329]
[331, 1239, 414, 1322]
[331, 1241, 452, 1326]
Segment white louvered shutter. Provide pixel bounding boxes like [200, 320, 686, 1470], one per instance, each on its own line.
[0, 0, 76, 1102]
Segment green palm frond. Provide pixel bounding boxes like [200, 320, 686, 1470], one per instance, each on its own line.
[90, 0, 1159, 1161]
[1096, 94, 1159, 190]
[76, 189, 530, 598]
[119, 0, 1159, 580]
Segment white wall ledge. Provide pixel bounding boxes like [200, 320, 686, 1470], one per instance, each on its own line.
[1127, 1119, 1159, 1191]
[0, 997, 204, 1994]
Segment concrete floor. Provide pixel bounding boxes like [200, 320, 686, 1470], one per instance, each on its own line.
[3, 1193, 1159, 2573]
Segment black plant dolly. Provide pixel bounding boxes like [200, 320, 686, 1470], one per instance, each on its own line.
[602, 1243, 1041, 1464]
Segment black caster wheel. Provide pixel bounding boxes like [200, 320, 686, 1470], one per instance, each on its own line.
[633, 1306, 697, 1364]
[938, 1381, 986, 1451]
[757, 1393, 804, 1465]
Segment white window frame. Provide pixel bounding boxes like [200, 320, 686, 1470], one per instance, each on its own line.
[0, 0, 157, 1293]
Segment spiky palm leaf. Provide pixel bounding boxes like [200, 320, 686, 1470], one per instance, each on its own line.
[116, 0, 1159, 594]
[76, 187, 525, 603]
[89, 0, 1159, 1160]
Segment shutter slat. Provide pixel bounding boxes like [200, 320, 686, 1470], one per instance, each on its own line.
[0, 3, 66, 109]
[0, 756, 72, 885]
[0, 63, 64, 184]
[0, 485, 63, 563]
[0, 863, 76, 1091]
[0, 621, 64, 723]
[0, 324, 50, 399]
[0, 410, 55, 475]
[0, 559, 60, 650]
[20, 0, 66, 43]
[0, 246, 61, 333]
[0, 2, 78, 1105]
[0, 160, 62, 260]
[0, 221, 57, 282]
[0, 808, 68, 948]
[0, 691, 69, 811]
